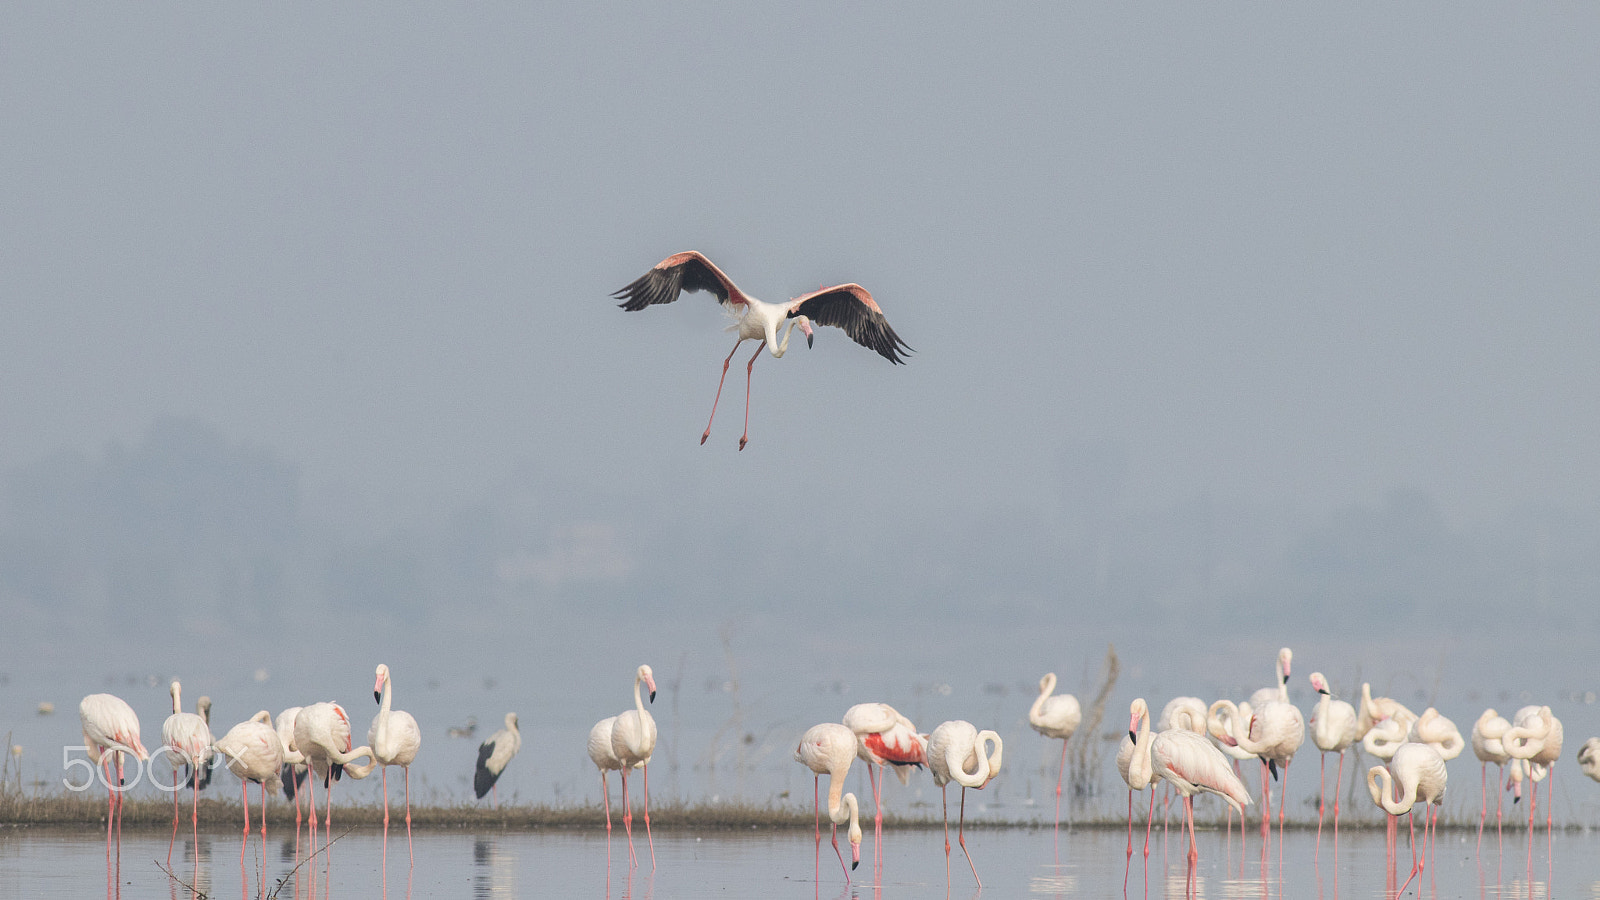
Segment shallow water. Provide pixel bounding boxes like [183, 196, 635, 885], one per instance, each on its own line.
[3, 815, 1599, 900]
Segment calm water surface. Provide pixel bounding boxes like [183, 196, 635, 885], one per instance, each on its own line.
[3, 819, 1599, 899]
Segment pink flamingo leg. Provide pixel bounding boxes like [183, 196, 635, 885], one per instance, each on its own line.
[1477, 761, 1487, 854]
[1122, 789, 1133, 891]
[957, 787, 980, 888]
[599, 771, 612, 868]
[405, 767, 414, 868]
[168, 766, 180, 865]
[381, 765, 390, 874]
[642, 763, 655, 870]
[1184, 795, 1199, 898]
[619, 767, 637, 868]
[1396, 810, 1422, 895]
[701, 338, 743, 445]
[1054, 737, 1068, 846]
[1333, 750, 1345, 838]
[738, 341, 765, 451]
[813, 776, 824, 884]
[1316, 752, 1326, 851]
[941, 784, 952, 886]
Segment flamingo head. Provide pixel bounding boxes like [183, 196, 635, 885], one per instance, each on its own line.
[1127, 699, 1147, 742]
[797, 315, 814, 347]
[1309, 672, 1330, 696]
[1278, 647, 1292, 685]
[639, 664, 657, 703]
[374, 664, 390, 705]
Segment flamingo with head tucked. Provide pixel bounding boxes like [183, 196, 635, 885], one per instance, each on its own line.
[1028, 672, 1081, 835]
[795, 722, 863, 884]
[1471, 708, 1513, 850]
[1503, 704, 1563, 836]
[613, 251, 911, 450]
[843, 700, 927, 876]
[213, 708, 283, 882]
[1577, 738, 1600, 783]
[293, 701, 376, 862]
[927, 720, 1002, 889]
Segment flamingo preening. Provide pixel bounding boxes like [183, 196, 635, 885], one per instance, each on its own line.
[926, 720, 1002, 889]
[79, 693, 149, 849]
[1027, 672, 1081, 835]
[370, 663, 423, 868]
[1308, 672, 1359, 845]
[1151, 719, 1252, 896]
[1368, 741, 1448, 896]
[475, 712, 522, 808]
[213, 709, 283, 884]
[1580, 737, 1600, 783]
[161, 680, 213, 867]
[613, 251, 911, 450]
[843, 700, 928, 877]
[1503, 704, 1563, 838]
[293, 701, 376, 866]
[794, 722, 863, 884]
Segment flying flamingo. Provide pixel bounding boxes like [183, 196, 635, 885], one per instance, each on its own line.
[843, 700, 928, 876]
[1027, 672, 1082, 836]
[79, 693, 149, 847]
[1578, 737, 1600, 783]
[1503, 704, 1563, 836]
[611, 664, 658, 869]
[1151, 717, 1253, 896]
[1367, 741, 1448, 896]
[794, 722, 863, 884]
[612, 251, 911, 450]
[926, 720, 1003, 889]
[475, 712, 522, 808]
[213, 709, 284, 880]
[370, 663, 423, 867]
[1308, 672, 1358, 844]
[1471, 708, 1513, 851]
[1118, 699, 1159, 891]
[161, 679, 213, 867]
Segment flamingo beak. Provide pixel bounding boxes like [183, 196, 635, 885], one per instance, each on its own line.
[801, 317, 814, 348]
[646, 673, 657, 703]
[374, 691, 382, 705]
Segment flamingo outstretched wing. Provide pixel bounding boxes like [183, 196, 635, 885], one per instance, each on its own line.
[612, 251, 745, 311]
[789, 284, 912, 364]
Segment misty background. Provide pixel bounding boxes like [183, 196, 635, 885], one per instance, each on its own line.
[3, 6, 1599, 820]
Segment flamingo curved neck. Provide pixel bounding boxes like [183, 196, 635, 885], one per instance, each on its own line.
[374, 674, 394, 749]
[1368, 767, 1416, 816]
[1128, 712, 1155, 788]
[1029, 675, 1056, 726]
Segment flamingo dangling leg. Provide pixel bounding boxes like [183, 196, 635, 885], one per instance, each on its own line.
[701, 338, 743, 445]
[738, 340, 766, 451]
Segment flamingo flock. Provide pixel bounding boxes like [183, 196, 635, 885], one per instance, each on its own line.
[65, 643, 1600, 899]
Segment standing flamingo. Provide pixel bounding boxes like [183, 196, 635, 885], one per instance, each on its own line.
[926, 720, 1002, 889]
[1210, 693, 1302, 843]
[190, 695, 214, 790]
[293, 701, 377, 863]
[370, 663, 423, 867]
[794, 722, 863, 883]
[1151, 719, 1253, 896]
[843, 701, 927, 858]
[612, 251, 911, 450]
[1577, 737, 1600, 783]
[1368, 741, 1448, 896]
[1407, 708, 1465, 760]
[161, 680, 213, 867]
[1358, 682, 1418, 738]
[1308, 672, 1358, 843]
[213, 707, 283, 887]
[1028, 672, 1081, 835]
[274, 706, 310, 856]
[474, 712, 522, 808]
[79, 693, 149, 847]
[1503, 704, 1563, 835]
[611, 664, 658, 869]
[1118, 699, 1159, 891]
[1471, 708, 1513, 851]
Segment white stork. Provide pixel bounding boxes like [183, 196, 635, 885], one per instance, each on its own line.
[612, 251, 911, 449]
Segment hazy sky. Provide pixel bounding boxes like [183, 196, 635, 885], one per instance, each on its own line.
[7, 5, 1600, 526]
[5, 6, 1600, 808]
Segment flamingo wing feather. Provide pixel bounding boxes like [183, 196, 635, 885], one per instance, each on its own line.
[613, 251, 742, 311]
[790, 284, 911, 363]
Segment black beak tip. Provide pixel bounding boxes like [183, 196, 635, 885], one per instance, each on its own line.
[806, 334, 814, 348]
[649, 691, 657, 703]
[851, 860, 859, 870]
[1282, 675, 1289, 685]
[1129, 731, 1137, 742]
[374, 691, 382, 704]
